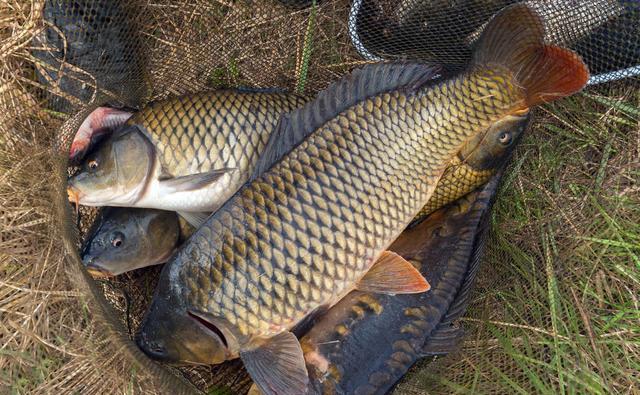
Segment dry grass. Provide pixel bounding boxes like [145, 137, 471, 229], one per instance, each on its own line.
[1, 1, 639, 394]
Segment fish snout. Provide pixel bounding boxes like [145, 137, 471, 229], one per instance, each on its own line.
[82, 256, 113, 278]
[135, 331, 169, 361]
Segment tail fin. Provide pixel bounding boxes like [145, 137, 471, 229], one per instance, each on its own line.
[473, 4, 589, 108]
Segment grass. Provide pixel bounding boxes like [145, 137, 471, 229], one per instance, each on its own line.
[396, 85, 640, 394]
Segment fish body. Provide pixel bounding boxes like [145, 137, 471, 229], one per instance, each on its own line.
[82, 207, 181, 277]
[411, 113, 529, 224]
[77, 114, 527, 278]
[137, 5, 588, 394]
[250, 173, 501, 395]
[68, 90, 308, 212]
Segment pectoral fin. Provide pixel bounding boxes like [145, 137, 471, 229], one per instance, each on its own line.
[177, 211, 211, 228]
[159, 168, 235, 193]
[240, 331, 309, 395]
[356, 251, 431, 294]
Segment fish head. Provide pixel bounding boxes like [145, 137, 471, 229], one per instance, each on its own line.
[458, 112, 530, 171]
[82, 208, 179, 277]
[67, 125, 155, 207]
[136, 279, 239, 365]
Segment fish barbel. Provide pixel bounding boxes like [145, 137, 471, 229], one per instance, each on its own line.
[137, 5, 589, 394]
[67, 90, 308, 214]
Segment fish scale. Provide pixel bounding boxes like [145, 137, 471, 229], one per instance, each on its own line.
[127, 91, 308, 178]
[170, 73, 518, 339]
[417, 155, 493, 218]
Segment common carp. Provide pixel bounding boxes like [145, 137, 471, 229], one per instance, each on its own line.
[67, 90, 308, 213]
[81, 207, 182, 277]
[410, 112, 529, 225]
[137, 5, 588, 394]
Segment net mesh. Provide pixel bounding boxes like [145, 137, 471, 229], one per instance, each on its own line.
[1, 0, 638, 394]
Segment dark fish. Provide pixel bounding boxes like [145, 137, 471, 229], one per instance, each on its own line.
[81, 207, 181, 277]
[137, 5, 588, 394]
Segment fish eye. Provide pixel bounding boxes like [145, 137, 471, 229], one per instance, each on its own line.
[111, 232, 125, 248]
[88, 159, 99, 170]
[498, 131, 512, 145]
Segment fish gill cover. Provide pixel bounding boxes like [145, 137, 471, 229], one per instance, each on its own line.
[0, 1, 638, 394]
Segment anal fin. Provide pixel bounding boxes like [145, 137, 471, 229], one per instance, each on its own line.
[159, 168, 235, 193]
[241, 331, 309, 395]
[356, 251, 430, 294]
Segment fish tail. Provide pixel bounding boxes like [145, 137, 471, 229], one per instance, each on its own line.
[473, 4, 589, 108]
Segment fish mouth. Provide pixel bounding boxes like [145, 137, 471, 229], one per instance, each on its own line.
[84, 263, 114, 278]
[67, 185, 83, 214]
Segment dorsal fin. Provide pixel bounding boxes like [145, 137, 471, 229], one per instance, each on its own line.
[250, 62, 441, 180]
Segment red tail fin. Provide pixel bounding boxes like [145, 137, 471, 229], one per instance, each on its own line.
[474, 4, 589, 108]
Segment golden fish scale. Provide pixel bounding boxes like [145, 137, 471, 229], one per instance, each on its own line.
[127, 91, 308, 177]
[172, 70, 519, 339]
[414, 155, 493, 219]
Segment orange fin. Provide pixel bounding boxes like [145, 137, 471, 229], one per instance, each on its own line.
[240, 331, 309, 395]
[474, 4, 589, 108]
[357, 251, 431, 294]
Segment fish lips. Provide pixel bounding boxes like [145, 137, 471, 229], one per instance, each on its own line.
[81, 253, 118, 278]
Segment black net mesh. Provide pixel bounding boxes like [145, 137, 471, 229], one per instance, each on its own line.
[349, 0, 640, 82]
[1, 0, 638, 394]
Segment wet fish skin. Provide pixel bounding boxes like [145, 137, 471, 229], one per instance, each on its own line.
[137, 5, 589, 394]
[82, 207, 180, 277]
[68, 90, 309, 212]
[412, 113, 529, 224]
[167, 73, 515, 336]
